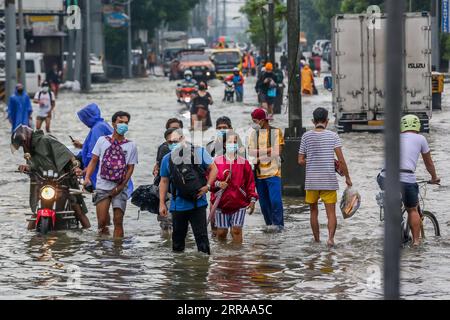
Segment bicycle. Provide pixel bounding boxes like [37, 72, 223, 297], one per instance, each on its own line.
[376, 180, 440, 246]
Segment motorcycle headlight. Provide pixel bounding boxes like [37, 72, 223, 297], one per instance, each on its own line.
[206, 72, 211, 76]
[41, 186, 56, 200]
[185, 97, 191, 103]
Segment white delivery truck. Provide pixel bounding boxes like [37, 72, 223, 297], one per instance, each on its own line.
[331, 12, 432, 133]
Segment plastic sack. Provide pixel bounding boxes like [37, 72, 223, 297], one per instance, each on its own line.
[131, 184, 167, 214]
[340, 187, 361, 219]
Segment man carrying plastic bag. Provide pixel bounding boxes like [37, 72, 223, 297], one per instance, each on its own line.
[298, 107, 353, 247]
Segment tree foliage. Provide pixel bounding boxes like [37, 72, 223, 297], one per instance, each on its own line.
[240, 0, 287, 56]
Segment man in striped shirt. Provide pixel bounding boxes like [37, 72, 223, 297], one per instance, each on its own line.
[298, 107, 352, 246]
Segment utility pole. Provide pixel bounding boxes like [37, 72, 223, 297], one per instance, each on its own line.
[80, 0, 91, 92]
[222, 0, 226, 36]
[215, 0, 219, 40]
[127, 0, 132, 78]
[5, 0, 17, 102]
[18, 0, 26, 89]
[268, 0, 275, 64]
[281, 0, 305, 197]
[66, 0, 77, 82]
[384, 0, 404, 300]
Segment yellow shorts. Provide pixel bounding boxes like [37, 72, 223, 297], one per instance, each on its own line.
[305, 190, 338, 204]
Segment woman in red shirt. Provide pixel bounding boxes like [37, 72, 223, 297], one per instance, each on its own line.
[210, 131, 258, 244]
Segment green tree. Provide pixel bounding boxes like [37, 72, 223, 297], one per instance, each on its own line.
[240, 0, 287, 59]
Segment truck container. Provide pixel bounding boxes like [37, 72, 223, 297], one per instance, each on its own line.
[331, 12, 432, 133]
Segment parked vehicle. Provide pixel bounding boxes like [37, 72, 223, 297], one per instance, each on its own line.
[331, 12, 432, 133]
[161, 31, 188, 77]
[312, 39, 330, 57]
[210, 49, 242, 80]
[62, 52, 107, 82]
[0, 52, 45, 96]
[188, 38, 207, 50]
[170, 50, 216, 82]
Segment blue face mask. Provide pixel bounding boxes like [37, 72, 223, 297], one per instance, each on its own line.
[116, 123, 129, 136]
[226, 143, 238, 153]
[169, 143, 180, 151]
[217, 129, 227, 138]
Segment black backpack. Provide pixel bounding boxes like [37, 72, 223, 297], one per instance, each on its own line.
[169, 144, 207, 203]
[131, 184, 162, 214]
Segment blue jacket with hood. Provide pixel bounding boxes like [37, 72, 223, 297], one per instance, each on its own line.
[77, 103, 134, 197]
[77, 103, 113, 188]
[7, 88, 32, 132]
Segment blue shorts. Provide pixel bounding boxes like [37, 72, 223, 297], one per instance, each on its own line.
[215, 208, 246, 229]
[377, 174, 419, 209]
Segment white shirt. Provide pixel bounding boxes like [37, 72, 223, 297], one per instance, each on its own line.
[381, 132, 430, 184]
[34, 91, 55, 118]
[92, 135, 139, 191]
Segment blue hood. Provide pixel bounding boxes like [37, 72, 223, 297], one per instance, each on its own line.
[77, 103, 103, 128]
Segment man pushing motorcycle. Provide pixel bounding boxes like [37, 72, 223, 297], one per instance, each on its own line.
[11, 125, 91, 230]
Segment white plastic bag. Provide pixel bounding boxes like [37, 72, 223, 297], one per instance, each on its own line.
[340, 187, 361, 219]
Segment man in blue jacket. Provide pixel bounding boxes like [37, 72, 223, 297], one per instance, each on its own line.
[7, 84, 32, 132]
[73, 103, 113, 188]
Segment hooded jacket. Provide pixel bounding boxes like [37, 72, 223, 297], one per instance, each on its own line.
[7, 88, 32, 132]
[211, 155, 258, 214]
[77, 104, 113, 188]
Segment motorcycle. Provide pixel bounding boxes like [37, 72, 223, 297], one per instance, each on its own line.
[224, 80, 235, 103]
[20, 169, 84, 234]
[179, 86, 197, 110]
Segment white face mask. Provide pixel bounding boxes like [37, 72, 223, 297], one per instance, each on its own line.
[42, 87, 49, 92]
[251, 123, 261, 130]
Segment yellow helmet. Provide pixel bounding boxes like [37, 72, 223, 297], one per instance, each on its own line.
[400, 114, 421, 133]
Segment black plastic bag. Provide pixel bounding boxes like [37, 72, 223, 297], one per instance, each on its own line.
[131, 184, 166, 214]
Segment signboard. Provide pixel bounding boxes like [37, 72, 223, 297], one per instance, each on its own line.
[105, 12, 129, 28]
[17, 0, 63, 12]
[443, 0, 450, 33]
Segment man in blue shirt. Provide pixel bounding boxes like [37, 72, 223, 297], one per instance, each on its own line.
[159, 129, 218, 254]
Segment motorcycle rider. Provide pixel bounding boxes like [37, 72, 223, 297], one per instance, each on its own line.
[11, 125, 91, 230]
[176, 70, 198, 102]
[224, 67, 244, 102]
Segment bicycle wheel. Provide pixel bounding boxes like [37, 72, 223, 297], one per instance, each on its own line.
[421, 211, 441, 238]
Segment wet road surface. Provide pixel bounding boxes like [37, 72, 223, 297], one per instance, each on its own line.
[0, 72, 449, 299]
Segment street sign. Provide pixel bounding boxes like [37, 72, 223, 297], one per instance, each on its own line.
[442, 0, 450, 33]
[105, 12, 129, 28]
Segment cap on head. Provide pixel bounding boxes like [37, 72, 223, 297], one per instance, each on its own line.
[233, 67, 240, 72]
[251, 108, 268, 121]
[184, 70, 193, 77]
[400, 114, 421, 133]
[265, 62, 273, 72]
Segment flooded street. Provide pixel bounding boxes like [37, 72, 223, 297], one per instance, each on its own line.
[1, 73, 449, 300]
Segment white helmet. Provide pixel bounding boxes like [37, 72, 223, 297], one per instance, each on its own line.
[233, 67, 240, 72]
[184, 70, 193, 78]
